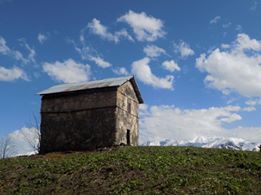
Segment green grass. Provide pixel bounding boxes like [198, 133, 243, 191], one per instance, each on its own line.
[0, 146, 260, 194]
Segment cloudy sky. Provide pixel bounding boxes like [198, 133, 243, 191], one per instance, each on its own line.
[0, 0, 261, 153]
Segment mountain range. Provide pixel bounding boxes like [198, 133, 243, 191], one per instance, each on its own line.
[143, 137, 260, 151]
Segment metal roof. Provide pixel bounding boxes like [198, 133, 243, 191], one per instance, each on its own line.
[38, 76, 143, 103]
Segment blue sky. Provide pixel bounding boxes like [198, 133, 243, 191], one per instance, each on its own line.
[0, 0, 261, 146]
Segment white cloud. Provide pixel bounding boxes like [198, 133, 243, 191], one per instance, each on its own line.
[222, 22, 232, 29]
[118, 10, 165, 42]
[196, 33, 261, 97]
[243, 98, 261, 111]
[221, 44, 230, 49]
[72, 36, 112, 69]
[162, 60, 180, 72]
[0, 36, 36, 64]
[88, 18, 133, 43]
[0, 36, 9, 54]
[8, 127, 39, 156]
[236, 33, 261, 51]
[140, 104, 261, 143]
[0, 66, 28, 81]
[22, 41, 36, 63]
[246, 99, 261, 106]
[131, 57, 174, 89]
[174, 40, 194, 58]
[113, 67, 129, 76]
[0, 36, 27, 63]
[243, 106, 256, 112]
[143, 45, 166, 58]
[209, 16, 221, 24]
[37, 33, 48, 44]
[114, 28, 134, 42]
[43, 59, 91, 83]
[89, 55, 111, 68]
[88, 18, 114, 41]
[229, 127, 261, 143]
[235, 25, 242, 32]
[73, 41, 92, 61]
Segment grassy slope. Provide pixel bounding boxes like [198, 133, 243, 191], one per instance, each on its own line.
[0, 147, 260, 194]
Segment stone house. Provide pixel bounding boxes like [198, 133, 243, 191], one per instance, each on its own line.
[38, 76, 143, 154]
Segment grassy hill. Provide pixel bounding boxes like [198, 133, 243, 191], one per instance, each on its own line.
[0, 146, 260, 194]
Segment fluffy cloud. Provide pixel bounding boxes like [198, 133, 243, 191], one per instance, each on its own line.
[196, 33, 261, 97]
[88, 18, 114, 41]
[118, 10, 165, 42]
[37, 33, 48, 44]
[8, 127, 39, 156]
[143, 45, 166, 58]
[0, 66, 28, 81]
[43, 59, 91, 83]
[174, 40, 194, 58]
[139, 104, 261, 143]
[132, 57, 174, 89]
[89, 55, 111, 68]
[162, 60, 180, 72]
[209, 16, 221, 24]
[88, 18, 133, 43]
[113, 67, 129, 76]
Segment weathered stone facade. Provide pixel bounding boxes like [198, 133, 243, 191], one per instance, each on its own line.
[39, 77, 143, 154]
[115, 81, 139, 146]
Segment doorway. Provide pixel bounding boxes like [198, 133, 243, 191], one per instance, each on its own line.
[126, 129, 131, 145]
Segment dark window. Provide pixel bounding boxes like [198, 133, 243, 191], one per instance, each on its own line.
[126, 129, 131, 145]
[127, 102, 131, 113]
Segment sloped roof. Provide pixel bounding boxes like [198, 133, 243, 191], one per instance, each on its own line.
[38, 76, 143, 103]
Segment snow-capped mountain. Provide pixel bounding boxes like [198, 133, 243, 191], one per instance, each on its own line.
[142, 137, 260, 151]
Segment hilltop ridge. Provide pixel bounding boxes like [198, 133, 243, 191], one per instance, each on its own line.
[0, 147, 260, 194]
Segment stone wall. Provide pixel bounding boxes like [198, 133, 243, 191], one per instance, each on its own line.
[39, 81, 140, 154]
[41, 88, 117, 112]
[115, 82, 139, 146]
[39, 88, 118, 154]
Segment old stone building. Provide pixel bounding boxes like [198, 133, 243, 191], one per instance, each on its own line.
[38, 76, 143, 154]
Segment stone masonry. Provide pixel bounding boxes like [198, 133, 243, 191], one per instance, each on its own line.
[39, 76, 143, 154]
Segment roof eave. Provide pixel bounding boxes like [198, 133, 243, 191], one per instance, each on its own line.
[129, 77, 144, 104]
[37, 76, 144, 104]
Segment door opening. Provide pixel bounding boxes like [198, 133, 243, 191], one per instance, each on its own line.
[126, 129, 131, 145]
